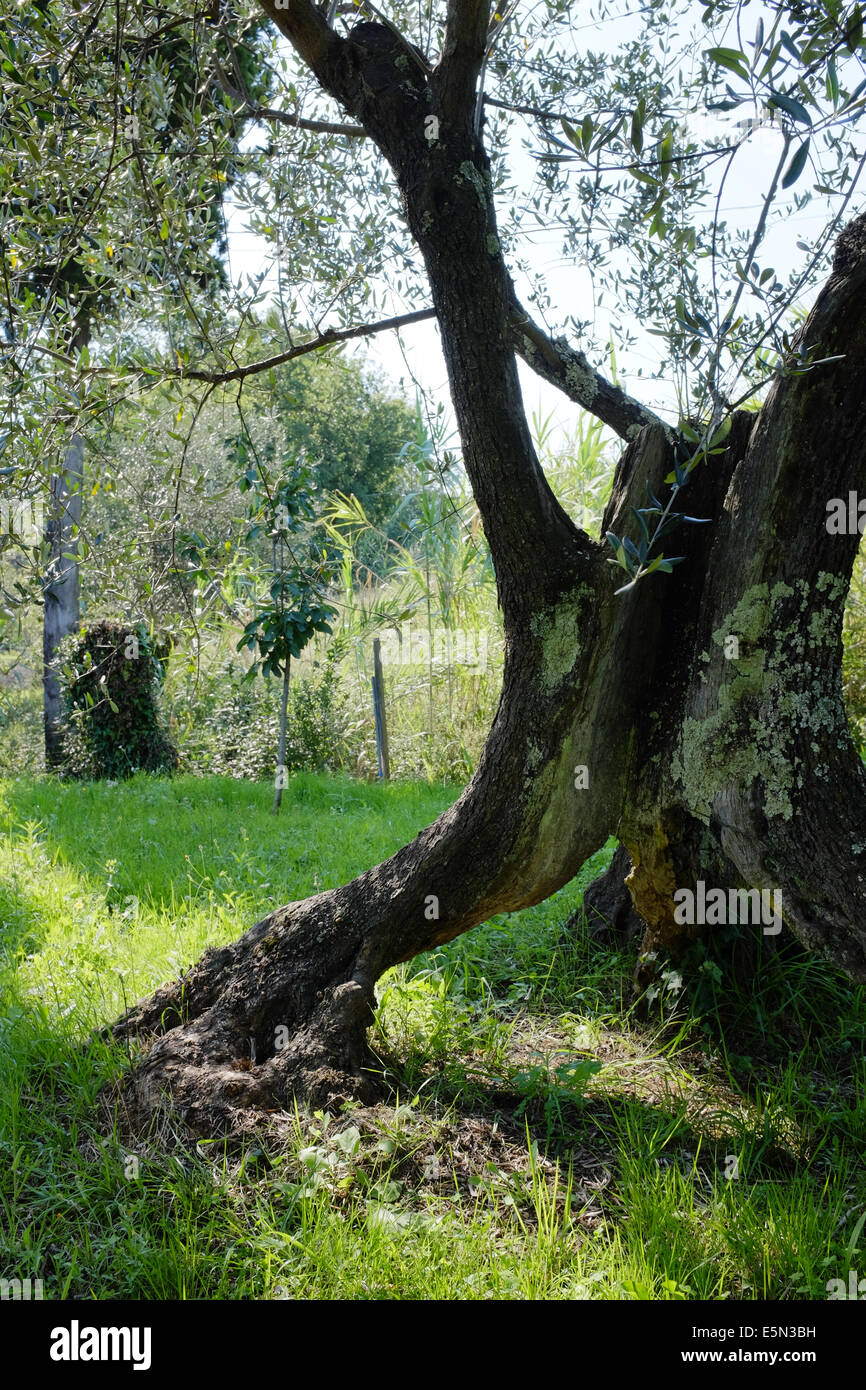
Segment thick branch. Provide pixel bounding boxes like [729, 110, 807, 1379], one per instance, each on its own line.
[436, 0, 491, 125]
[256, 0, 588, 602]
[674, 211, 866, 974]
[508, 293, 668, 442]
[212, 52, 365, 136]
[246, 7, 661, 446]
[256, 0, 343, 72]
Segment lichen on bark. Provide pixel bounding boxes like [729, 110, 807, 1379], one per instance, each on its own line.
[530, 586, 591, 692]
[676, 576, 851, 821]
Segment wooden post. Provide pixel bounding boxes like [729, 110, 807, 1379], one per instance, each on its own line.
[372, 637, 390, 780]
[43, 434, 84, 767]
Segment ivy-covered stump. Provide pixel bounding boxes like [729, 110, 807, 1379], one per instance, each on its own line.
[59, 620, 177, 779]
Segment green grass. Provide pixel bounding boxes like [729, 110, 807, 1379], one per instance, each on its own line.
[1, 772, 865, 1301]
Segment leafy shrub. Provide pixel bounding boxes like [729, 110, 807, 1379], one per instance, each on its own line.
[0, 683, 43, 774]
[172, 648, 350, 779]
[58, 620, 177, 779]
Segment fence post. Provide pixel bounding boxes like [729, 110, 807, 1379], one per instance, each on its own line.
[372, 637, 390, 780]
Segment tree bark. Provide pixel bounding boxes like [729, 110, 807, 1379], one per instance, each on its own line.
[615, 216, 866, 983]
[110, 8, 866, 1134]
[43, 434, 84, 768]
[575, 845, 647, 947]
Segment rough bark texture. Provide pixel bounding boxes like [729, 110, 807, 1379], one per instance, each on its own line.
[576, 845, 647, 947]
[110, 6, 866, 1135]
[43, 434, 83, 767]
[617, 217, 866, 982]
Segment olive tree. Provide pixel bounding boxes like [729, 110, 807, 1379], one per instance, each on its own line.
[4, 0, 865, 1133]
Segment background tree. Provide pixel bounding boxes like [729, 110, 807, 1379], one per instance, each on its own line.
[235, 463, 336, 812]
[42, 435, 84, 763]
[254, 308, 421, 532]
[0, 0, 274, 761]
[66, 337, 418, 633]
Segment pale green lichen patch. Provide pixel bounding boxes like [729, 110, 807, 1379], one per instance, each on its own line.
[677, 695, 795, 821]
[807, 606, 835, 644]
[530, 588, 590, 692]
[457, 160, 490, 206]
[486, 233, 500, 257]
[710, 582, 793, 650]
[558, 343, 598, 407]
[676, 579, 848, 823]
[817, 570, 847, 600]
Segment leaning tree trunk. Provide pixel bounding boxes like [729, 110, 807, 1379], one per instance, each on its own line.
[111, 6, 866, 1135]
[43, 433, 84, 768]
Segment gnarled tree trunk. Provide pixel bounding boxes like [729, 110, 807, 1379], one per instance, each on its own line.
[111, 3, 866, 1135]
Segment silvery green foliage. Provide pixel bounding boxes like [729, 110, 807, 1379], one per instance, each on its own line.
[1, 0, 864, 609]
